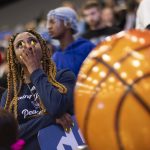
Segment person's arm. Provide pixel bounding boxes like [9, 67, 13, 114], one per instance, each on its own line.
[19, 112, 73, 140]
[30, 69, 76, 118]
[19, 115, 54, 140]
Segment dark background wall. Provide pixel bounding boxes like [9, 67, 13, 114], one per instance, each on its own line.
[0, 0, 83, 30]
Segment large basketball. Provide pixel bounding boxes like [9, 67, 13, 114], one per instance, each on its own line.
[74, 30, 150, 150]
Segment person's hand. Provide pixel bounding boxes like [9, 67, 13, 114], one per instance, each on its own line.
[20, 46, 42, 74]
[56, 113, 74, 133]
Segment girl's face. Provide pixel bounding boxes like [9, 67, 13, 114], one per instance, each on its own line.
[13, 32, 42, 65]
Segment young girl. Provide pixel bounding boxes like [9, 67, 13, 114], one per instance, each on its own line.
[1, 29, 76, 149]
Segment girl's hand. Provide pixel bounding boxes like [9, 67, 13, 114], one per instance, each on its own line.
[56, 113, 74, 133]
[20, 46, 42, 74]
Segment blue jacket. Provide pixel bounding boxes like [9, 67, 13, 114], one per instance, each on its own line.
[52, 38, 95, 76]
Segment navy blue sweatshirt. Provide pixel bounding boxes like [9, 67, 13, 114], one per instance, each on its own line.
[0, 68, 76, 149]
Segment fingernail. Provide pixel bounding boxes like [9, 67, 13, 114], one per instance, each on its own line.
[69, 128, 72, 132]
[65, 128, 68, 132]
[20, 56, 22, 59]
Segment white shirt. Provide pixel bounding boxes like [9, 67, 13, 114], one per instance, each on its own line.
[136, 0, 150, 29]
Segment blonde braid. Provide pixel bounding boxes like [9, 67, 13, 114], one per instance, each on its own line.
[4, 34, 21, 119]
[4, 47, 12, 110]
[48, 60, 67, 93]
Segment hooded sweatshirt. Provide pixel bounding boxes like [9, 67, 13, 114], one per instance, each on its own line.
[52, 38, 95, 76]
[0, 68, 76, 149]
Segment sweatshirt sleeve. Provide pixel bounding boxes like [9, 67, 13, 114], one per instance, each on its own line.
[19, 115, 54, 141]
[30, 68, 76, 118]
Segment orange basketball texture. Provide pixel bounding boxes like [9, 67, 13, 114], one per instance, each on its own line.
[74, 30, 150, 150]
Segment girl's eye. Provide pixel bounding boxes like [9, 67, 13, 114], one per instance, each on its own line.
[17, 41, 25, 48]
[31, 40, 36, 46]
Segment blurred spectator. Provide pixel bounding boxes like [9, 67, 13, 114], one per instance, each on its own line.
[135, 0, 143, 4]
[82, 1, 102, 30]
[47, 7, 95, 76]
[0, 108, 25, 150]
[0, 46, 8, 89]
[14, 24, 25, 33]
[103, 0, 116, 7]
[114, 2, 127, 30]
[81, 1, 120, 44]
[61, 1, 77, 11]
[124, 0, 138, 30]
[34, 16, 61, 55]
[25, 20, 37, 30]
[136, 0, 150, 29]
[101, 6, 116, 27]
[61, 1, 87, 35]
